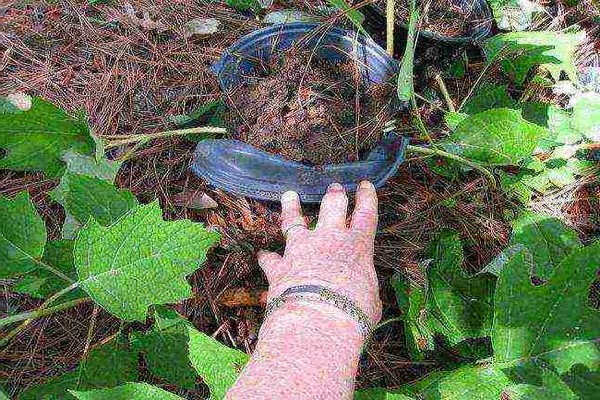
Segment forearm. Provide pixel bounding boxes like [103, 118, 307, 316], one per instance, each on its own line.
[226, 301, 364, 400]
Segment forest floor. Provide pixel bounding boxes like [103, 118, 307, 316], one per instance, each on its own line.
[1, 0, 599, 396]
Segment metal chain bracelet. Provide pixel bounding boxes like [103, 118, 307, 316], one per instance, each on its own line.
[263, 284, 374, 340]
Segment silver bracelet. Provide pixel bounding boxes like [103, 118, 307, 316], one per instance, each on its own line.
[263, 285, 374, 339]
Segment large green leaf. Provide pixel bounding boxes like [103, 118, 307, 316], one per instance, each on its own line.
[493, 242, 600, 373]
[14, 240, 85, 301]
[354, 388, 413, 399]
[487, 0, 544, 31]
[61, 174, 138, 227]
[20, 336, 138, 400]
[50, 150, 123, 237]
[561, 364, 600, 400]
[446, 108, 548, 165]
[462, 85, 516, 114]
[391, 273, 431, 360]
[131, 308, 198, 389]
[188, 325, 248, 399]
[484, 31, 586, 85]
[0, 97, 95, 176]
[503, 361, 578, 400]
[74, 201, 219, 321]
[426, 231, 495, 346]
[0, 192, 46, 278]
[571, 92, 600, 141]
[70, 383, 183, 400]
[509, 212, 581, 279]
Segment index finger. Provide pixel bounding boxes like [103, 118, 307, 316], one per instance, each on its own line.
[350, 181, 378, 235]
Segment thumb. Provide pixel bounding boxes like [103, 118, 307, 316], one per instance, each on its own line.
[257, 250, 286, 285]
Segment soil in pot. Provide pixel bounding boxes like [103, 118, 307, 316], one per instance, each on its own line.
[378, 0, 490, 38]
[226, 49, 395, 165]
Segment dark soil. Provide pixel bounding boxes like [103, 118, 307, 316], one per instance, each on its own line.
[378, 0, 490, 38]
[227, 49, 395, 165]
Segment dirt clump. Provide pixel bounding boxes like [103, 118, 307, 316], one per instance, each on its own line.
[227, 49, 394, 165]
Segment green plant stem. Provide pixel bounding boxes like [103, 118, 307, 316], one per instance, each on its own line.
[411, 95, 434, 144]
[435, 74, 455, 112]
[0, 298, 90, 329]
[406, 144, 497, 189]
[0, 282, 89, 347]
[104, 126, 227, 149]
[386, 0, 395, 56]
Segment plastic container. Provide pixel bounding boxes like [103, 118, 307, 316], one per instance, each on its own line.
[371, 0, 493, 43]
[191, 23, 407, 203]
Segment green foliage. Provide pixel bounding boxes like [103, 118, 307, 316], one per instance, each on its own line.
[62, 174, 138, 227]
[461, 85, 516, 114]
[509, 211, 580, 278]
[20, 336, 138, 400]
[70, 382, 183, 400]
[14, 240, 85, 301]
[487, 0, 544, 31]
[50, 150, 123, 237]
[380, 215, 600, 399]
[484, 31, 586, 85]
[74, 201, 220, 321]
[0, 192, 46, 278]
[225, 0, 262, 12]
[327, 0, 366, 34]
[131, 308, 198, 389]
[571, 92, 600, 141]
[446, 108, 549, 165]
[0, 97, 96, 176]
[425, 232, 495, 346]
[188, 325, 249, 399]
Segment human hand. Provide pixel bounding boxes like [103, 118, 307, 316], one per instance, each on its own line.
[257, 181, 382, 324]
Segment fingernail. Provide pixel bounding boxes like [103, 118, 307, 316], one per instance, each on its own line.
[281, 190, 298, 202]
[327, 182, 344, 192]
[359, 180, 374, 190]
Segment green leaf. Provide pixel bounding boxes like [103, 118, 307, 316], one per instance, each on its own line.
[493, 241, 600, 373]
[521, 102, 583, 147]
[561, 364, 600, 400]
[426, 231, 495, 346]
[488, 0, 545, 31]
[444, 112, 469, 130]
[509, 212, 581, 279]
[396, 0, 418, 102]
[70, 382, 183, 400]
[571, 92, 600, 141]
[49, 150, 123, 237]
[188, 325, 249, 399]
[419, 364, 511, 399]
[225, 0, 262, 12]
[74, 201, 220, 321]
[131, 308, 198, 389]
[446, 108, 548, 165]
[0, 192, 46, 278]
[0, 97, 96, 176]
[391, 273, 432, 360]
[354, 388, 413, 399]
[61, 174, 138, 227]
[14, 240, 85, 301]
[498, 170, 534, 204]
[503, 361, 578, 399]
[462, 85, 516, 114]
[20, 336, 138, 400]
[327, 0, 367, 35]
[484, 31, 586, 85]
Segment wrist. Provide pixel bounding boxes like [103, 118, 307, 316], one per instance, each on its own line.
[260, 299, 365, 348]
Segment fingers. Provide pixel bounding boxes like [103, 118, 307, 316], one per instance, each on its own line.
[317, 183, 348, 229]
[280, 190, 307, 239]
[350, 180, 378, 236]
[257, 250, 285, 284]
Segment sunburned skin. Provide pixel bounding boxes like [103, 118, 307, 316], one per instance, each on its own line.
[226, 181, 382, 400]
